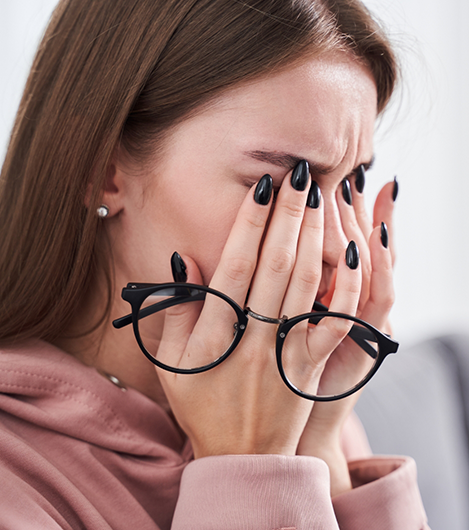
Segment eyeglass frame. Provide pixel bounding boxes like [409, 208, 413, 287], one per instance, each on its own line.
[113, 282, 399, 402]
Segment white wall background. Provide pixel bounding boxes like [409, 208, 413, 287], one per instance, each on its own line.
[1, 0, 468, 347]
[362, 0, 469, 346]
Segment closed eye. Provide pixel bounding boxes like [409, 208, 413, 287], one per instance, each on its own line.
[349, 156, 375, 179]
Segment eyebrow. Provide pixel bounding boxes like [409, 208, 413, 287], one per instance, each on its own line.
[244, 149, 374, 176]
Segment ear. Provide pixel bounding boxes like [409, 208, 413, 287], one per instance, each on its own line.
[85, 159, 126, 218]
[100, 162, 126, 217]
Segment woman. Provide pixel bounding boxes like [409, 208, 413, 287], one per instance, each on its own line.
[0, 0, 428, 528]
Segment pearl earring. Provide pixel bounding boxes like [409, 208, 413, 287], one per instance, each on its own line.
[97, 205, 110, 218]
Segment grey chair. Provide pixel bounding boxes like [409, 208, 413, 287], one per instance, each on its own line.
[355, 335, 469, 530]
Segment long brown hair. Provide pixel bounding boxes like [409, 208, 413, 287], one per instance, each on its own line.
[0, 0, 397, 343]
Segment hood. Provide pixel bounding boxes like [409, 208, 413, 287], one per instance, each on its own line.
[0, 340, 188, 459]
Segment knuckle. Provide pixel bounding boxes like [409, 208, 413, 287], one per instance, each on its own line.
[346, 281, 362, 298]
[223, 255, 256, 283]
[303, 216, 323, 234]
[295, 265, 321, 293]
[301, 215, 324, 238]
[369, 285, 395, 313]
[354, 202, 368, 219]
[264, 247, 295, 277]
[347, 216, 360, 230]
[323, 316, 352, 341]
[166, 303, 192, 318]
[278, 200, 305, 219]
[244, 209, 267, 230]
[362, 261, 372, 279]
[379, 289, 395, 312]
[384, 298, 395, 314]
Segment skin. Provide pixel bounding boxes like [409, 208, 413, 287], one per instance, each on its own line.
[65, 53, 396, 497]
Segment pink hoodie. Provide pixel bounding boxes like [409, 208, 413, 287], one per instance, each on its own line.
[0, 341, 428, 529]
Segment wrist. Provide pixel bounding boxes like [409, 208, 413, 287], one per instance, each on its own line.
[297, 438, 352, 497]
[191, 432, 299, 459]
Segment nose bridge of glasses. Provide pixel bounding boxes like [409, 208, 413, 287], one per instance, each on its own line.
[244, 307, 288, 325]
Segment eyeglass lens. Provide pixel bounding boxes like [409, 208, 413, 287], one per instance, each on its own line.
[136, 286, 381, 399]
[138, 287, 240, 371]
[280, 315, 379, 399]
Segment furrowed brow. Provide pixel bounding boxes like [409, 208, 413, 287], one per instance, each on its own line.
[346, 155, 375, 178]
[245, 149, 375, 177]
[244, 150, 335, 176]
[359, 155, 375, 172]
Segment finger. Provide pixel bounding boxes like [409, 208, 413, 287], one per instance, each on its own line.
[281, 180, 323, 318]
[307, 242, 362, 363]
[350, 165, 373, 242]
[359, 223, 394, 331]
[157, 256, 205, 369]
[337, 179, 371, 310]
[247, 161, 310, 317]
[326, 242, 362, 316]
[373, 178, 397, 266]
[319, 269, 336, 308]
[209, 174, 273, 308]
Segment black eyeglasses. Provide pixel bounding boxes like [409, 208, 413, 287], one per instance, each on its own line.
[113, 283, 398, 402]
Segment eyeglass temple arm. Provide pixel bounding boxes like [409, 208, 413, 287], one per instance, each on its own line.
[112, 291, 206, 329]
[312, 301, 377, 359]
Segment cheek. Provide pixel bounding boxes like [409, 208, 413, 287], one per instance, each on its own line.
[149, 181, 245, 283]
[183, 202, 239, 282]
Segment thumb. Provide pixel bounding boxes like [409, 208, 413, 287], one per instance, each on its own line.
[157, 253, 204, 370]
[170, 251, 204, 285]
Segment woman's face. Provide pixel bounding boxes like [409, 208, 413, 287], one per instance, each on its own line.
[112, 53, 377, 300]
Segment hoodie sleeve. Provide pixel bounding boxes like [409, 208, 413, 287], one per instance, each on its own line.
[333, 457, 430, 530]
[171, 454, 429, 530]
[172, 454, 339, 529]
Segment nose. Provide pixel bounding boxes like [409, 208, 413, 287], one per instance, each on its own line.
[322, 191, 348, 268]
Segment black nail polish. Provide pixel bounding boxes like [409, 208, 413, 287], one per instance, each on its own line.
[291, 160, 309, 192]
[380, 222, 389, 248]
[171, 252, 187, 282]
[307, 180, 321, 209]
[346, 241, 360, 270]
[342, 178, 353, 206]
[393, 176, 399, 202]
[355, 165, 365, 194]
[254, 174, 273, 205]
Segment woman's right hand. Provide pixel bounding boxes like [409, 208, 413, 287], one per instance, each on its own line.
[155, 161, 362, 459]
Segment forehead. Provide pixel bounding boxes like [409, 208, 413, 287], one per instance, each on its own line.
[186, 54, 378, 172]
[156, 54, 378, 180]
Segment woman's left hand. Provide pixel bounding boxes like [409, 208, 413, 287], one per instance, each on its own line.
[296, 178, 397, 497]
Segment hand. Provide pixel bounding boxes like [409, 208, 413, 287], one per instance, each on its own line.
[155, 161, 363, 460]
[297, 175, 397, 496]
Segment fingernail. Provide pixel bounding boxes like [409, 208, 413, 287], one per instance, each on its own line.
[346, 241, 360, 270]
[291, 160, 309, 191]
[254, 174, 273, 205]
[355, 165, 365, 193]
[171, 252, 187, 282]
[380, 222, 389, 248]
[393, 176, 399, 202]
[342, 178, 353, 206]
[307, 180, 321, 209]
